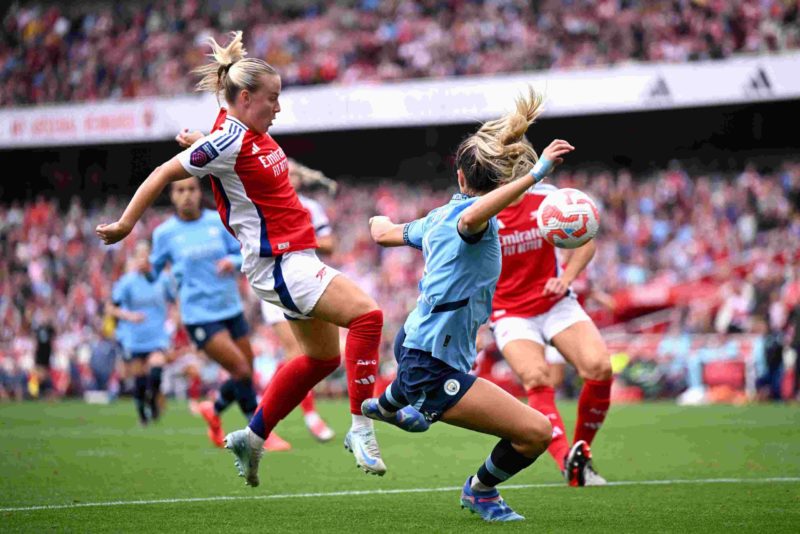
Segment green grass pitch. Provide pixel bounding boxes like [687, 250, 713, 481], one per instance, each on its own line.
[1, 400, 798, 532]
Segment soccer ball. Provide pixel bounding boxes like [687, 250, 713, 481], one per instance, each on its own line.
[536, 188, 600, 249]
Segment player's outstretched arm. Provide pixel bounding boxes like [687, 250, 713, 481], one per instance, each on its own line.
[543, 240, 597, 296]
[106, 302, 144, 323]
[96, 158, 192, 245]
[369, 216, 406, 247]
[459, 139, 574, 236]
[175, 129, 205, 148]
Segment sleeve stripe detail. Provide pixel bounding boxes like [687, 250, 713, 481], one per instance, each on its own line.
[213, 125, 244, 151]
[403, 223, 422, 250]
[212, 129, 237, 149]
[226, 117, 247, 130]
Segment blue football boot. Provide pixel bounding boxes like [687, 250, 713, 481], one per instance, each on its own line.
[460, 476, 525, 522]
[361, 398, 430, 432]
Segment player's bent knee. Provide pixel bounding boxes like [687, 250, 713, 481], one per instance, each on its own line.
[533, 415, 554, 448]
[579, 355, 612, 381]
[231, 361, 252, 380]
[353, 296, 380, 317]
[348, 307, 383, 328]
[514, 411, 552, 455]
[519, 367, 550, 391]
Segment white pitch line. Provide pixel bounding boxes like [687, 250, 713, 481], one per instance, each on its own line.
[2, 477, 799, 513]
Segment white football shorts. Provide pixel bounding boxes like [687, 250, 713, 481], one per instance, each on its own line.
[492, 296, 591, 362]
[247, 249, 340, 321]
[260, 300, 288, 325]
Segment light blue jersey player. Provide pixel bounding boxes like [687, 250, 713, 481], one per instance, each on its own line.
[151, 177, 261, 448]
[363, 90, 576, 523]
[109, 241, 173, 426]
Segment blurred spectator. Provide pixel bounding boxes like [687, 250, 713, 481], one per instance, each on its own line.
[31, 308, 55, 397]
[1, 0, 799, 107]
[0, 351, 26, 400]
[714, 274, 755, 333]
[89, 333, 120, 392]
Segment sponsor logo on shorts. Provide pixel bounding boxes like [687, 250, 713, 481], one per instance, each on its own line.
[277, 242, 289, 250]
[316, 267, 327, 281]
[356, 359, 377, 366]
[444, 379, 460, 396]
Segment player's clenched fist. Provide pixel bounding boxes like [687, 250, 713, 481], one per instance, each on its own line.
[96, 220, 133, 245]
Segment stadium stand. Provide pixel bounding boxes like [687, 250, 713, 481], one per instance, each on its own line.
[1, 0, 798, 106]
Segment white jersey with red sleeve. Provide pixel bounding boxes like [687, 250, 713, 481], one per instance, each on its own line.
[177, 109, 317, 270]
[491, 182, 570, 322]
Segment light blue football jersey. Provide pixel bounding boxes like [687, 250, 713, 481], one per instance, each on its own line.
[401, 193, 501, 373]
[111, 272, 172, 353]
[151, 209, 244, 325]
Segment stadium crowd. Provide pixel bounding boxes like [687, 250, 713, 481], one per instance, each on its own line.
[2, 0, 799, 106]
[1, 159, 799, 401]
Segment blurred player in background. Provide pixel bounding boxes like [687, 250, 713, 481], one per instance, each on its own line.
[491, 184, 613, 486]
[365, 90, 573, 522]
[31, 309, 56, 398]
[151, 176, 290, 451]
[107, 241, 171, 426]
[97, 31, 389, 482]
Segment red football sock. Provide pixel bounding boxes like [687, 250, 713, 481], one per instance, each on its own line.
[527, 386, 570, 470]
[248, 355, 339, 439]
[573, 378, 612, 446]
[344, 309, 383, 415]
[299, 391, 316, 415]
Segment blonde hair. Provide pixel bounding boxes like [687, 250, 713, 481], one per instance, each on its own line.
[194, 31, 278, 105]
[455, 87, 544, 193]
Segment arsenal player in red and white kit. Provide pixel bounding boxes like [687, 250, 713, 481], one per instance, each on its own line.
[491, 182, 612, 487]
[97, 31, 388, 484]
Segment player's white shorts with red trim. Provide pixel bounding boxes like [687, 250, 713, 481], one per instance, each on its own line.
[247, 249, 339, 321]
[492, 296, 591, 358]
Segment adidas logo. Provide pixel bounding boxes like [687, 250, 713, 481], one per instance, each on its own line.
[355, 375, 376, 385]
[646, 76, 671, 103]
[252, 143, 260, 154]
[745, 67, 772, 96]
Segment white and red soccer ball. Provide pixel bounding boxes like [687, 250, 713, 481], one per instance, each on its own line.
[536, 188, 600, 249]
